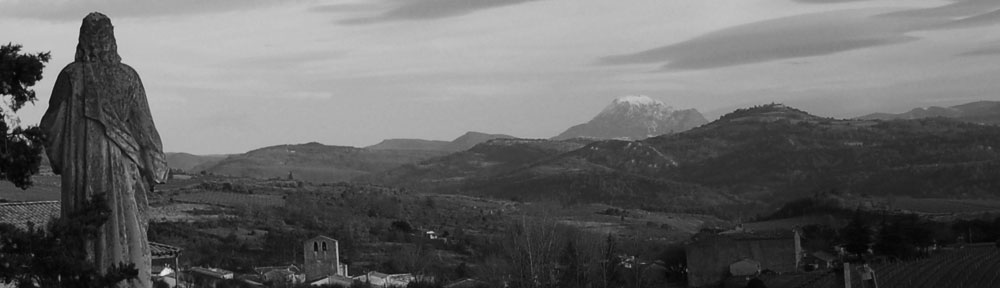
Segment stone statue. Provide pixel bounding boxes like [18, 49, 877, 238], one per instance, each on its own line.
[40, 12, 167, 288]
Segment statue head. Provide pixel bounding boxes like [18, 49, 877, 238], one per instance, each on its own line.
[76, 12, 121, 63]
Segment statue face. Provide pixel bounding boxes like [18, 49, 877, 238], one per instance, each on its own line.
[76, 12, 120, 63]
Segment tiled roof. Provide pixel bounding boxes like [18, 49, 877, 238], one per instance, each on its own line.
[718, 229, 797, 240]
[188, 267, 234, 279]
[0, 201, 182, 258]
[254, 265, 300, 274]
[150, 241, 182, 259]
[0, 201, 60, 230]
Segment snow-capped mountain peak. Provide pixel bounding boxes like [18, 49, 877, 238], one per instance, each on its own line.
[553, 96, 708, 140]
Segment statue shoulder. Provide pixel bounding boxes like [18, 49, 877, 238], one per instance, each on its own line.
[117, 63, 141, 75]
[57, 62, 82, 76]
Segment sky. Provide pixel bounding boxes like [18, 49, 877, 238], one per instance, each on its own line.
[1, 0, 999, 154]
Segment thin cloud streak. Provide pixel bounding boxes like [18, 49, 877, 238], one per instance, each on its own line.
[0, 0, 277, 21]
[794, 0, 872, 3]
[334, 0, 542, 24]
[598, 10, 918, 70]
[959, 46, 1000, 56]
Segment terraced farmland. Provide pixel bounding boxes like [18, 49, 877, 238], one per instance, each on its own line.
[172, 191, 285, 207]
[799, 244, 1000, 288]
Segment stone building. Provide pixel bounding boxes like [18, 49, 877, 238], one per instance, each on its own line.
[685, 229, 801, 287]
[303, 235, 348, 281]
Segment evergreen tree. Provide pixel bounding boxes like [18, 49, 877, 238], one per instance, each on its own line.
[0, 195, 139, 287]
[0, 43, 50, 189]
[840, 212, 871, 260]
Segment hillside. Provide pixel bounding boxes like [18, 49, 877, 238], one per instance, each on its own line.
[552, 95, 708, 140]
[860, 100, 1000, 125]
[202, 142, 448, 183]
[362, 138, 594, 190]
[365, 139, 451, 151]
[165, 152, 228, 172]
[366, 131, 517, 152]
[375, 103, 1000, 215]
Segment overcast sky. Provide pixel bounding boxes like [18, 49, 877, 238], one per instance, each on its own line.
[2, 0, 999, 154]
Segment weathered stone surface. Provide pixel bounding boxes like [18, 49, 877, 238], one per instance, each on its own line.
[40, 12, 166, 288]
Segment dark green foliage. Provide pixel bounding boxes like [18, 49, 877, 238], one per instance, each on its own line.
[556, 240, 583, 288]
[0, 195, 139, 288]
[763, 196, 846, 220]
[952, 216, 1000, 243]
[0, 43, 50, 189]
[840, 212, 872, 259]
[216, 279, 258, 288]
[873, 214, 934, 260]
[391, 220, 415, 233]
[745, 277, 767, 288]
[153, 279, 171, 288]
[406, 280, 443, 288]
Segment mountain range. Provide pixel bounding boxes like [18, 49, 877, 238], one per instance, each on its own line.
[165, 99, 1000, 215]
[369, 103, 1000, 215]
[859, 101, 1000, 125]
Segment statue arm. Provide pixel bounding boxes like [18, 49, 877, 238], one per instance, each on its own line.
[127, 67, 168, 185]
[39, 68, 73, 175]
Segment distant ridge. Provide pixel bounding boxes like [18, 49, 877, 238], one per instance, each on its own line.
[859, 100, 1000, 125]
[367, 131, 516, 152]
[552, 95, 708, 140]
[165, 152, 228, 172]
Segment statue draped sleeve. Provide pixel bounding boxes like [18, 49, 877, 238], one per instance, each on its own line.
[39, 69, 73, 175]
[125, 66, 168, 185]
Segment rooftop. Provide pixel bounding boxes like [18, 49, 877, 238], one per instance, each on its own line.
[0, 200, 182, 259]
[0, 201, 59, 230]
[188, 267, 234, 279]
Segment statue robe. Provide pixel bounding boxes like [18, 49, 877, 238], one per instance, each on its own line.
[40, 12, 167, 288]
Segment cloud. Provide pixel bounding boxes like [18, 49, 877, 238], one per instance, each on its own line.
[0, 0, 275, 21]
[927, 8, 1000, 30]
[598, 10, 917, 70]
[794, 0, 873, 3]
[881, 0, 1000, 18]
[223, 50, 347, 70]
[332, 0, 541, 24]
[959, 46, 1000, 56]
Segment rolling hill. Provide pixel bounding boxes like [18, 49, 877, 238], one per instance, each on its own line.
[362, 138, 595, 190]
[165, 152, 228, 172]
[201, 142, 449, 183]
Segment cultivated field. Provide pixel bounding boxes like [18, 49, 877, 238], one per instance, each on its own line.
[790, 244, 1000, 288]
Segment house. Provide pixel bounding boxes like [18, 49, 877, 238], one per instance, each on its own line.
[187, 267, 234, 288]
[385, 273, 416, 287]
[804, 251, 838, 270]
[306, 274, 354, 287]
[444, 278, 488, 288]
[354, 271, 389, 287]
[304, 235, 349, 282]
[254, 265, 304, 284]
[685, 229, 802, 287]
[352, 272, 422, 288]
